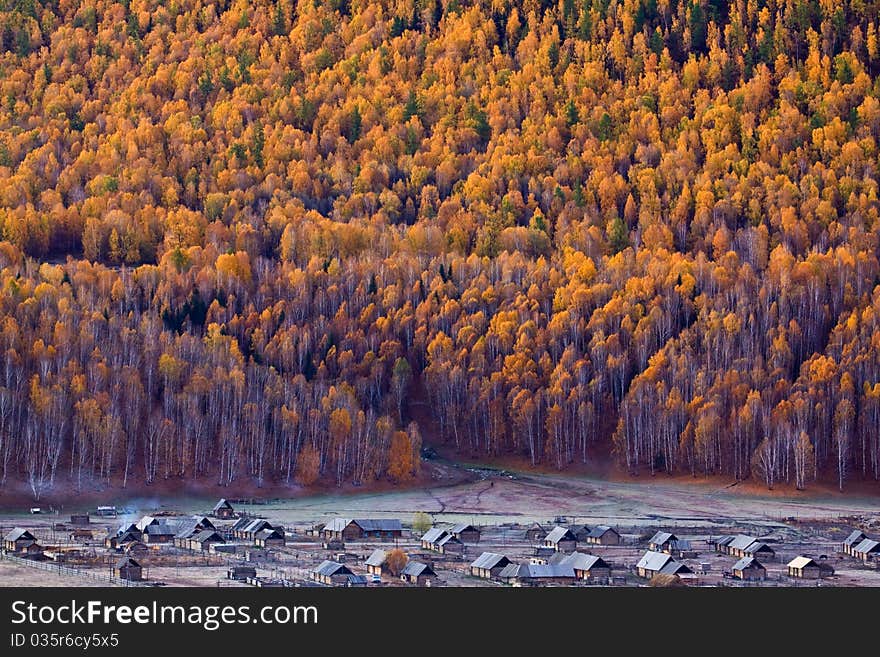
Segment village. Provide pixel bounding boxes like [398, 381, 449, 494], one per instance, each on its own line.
[2, 495, 880, 588]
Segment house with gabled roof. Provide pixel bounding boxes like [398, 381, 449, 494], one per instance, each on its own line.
[401, 561, 438, 586]
[470, 552, 512, 579]
[787, 556, 834, 579]
[322, 518, 403, 541]
[636, 550, 693, 579]
[843, 530, 867, 556]
[732, 556, 766, 581]
[3, 528, 38, 553]
[212, 499, 235, 519]
[543, 526, 578, 553]
[647, 531, 678, 552]
[585, 525, 620, 545]
[851, 538, 880, 563]
[449, 523, 480, 544]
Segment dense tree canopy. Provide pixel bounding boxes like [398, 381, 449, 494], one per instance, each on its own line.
[1, 0, 880, 496]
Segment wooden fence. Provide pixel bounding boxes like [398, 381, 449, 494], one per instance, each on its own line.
[0, 550, 149, 587]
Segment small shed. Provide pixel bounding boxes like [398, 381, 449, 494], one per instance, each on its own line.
[732, 556, 766, 581]
[113, 557, 143, 582]
[212, 499, 235, 520]
[543, 526, 578, 553]
[787, 556, 834, 579]
[400, 561, 438, 586]
[69, 514, 90, 526]
[227, 565, 257, 581]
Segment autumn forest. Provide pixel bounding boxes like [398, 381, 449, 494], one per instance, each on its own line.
[1, 0, 880, 498]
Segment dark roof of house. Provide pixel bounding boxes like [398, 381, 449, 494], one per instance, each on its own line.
[421, 527, 449, 543]
[354, 519, 403, 532]
[732, 556, 764, 571]
[586, 525, 617, 538]
[437, 534, 462, 546]
[450, 523, 479, 534]
[4, 528, 36, 542]
[402, 561, 436, 577]
[115, 523, 140, 537]
[471, 552, 510, 569]
[115, 557, 141, 569]
[714, 535, 735, 546]
[545, 526, 577, 544]
[213, 499, 233, 511]
[365, 549, 387, 567]
[314, 560, 352, 577]
[192, 530, 223, 543]
[844, 529, 867, 546]
[648, 531, 677, 545]
[669, 539, 692, 551]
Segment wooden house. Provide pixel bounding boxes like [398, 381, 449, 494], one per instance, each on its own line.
[365, 549, 389, 576]
[732, 557, 766, 581]
[843, 530, 868, 556]
[636, 551, 693, 579]
[647, 531, 678, 553]
[498, 562, 576, 586]
[69, 514, 90, 525]
[713, 535, 735, 554]
[436, 534, 464, 555]
[742, 542, 775, 560]
[787, 556, 835, 579]
[322, 518, 403, 541]
[727, 535, 762, 558]
[254, 529, 286, 548]
[401, 561, 438, 586]
[525, 523, 547, 542]
[420, 527, 449, 551]
[543, 526, 578, 553]
[852, 538, 880, 563]
[69, 528, 94, 542]
[470, 552, 512, 579]
[187, 530, 225, 552]
[312, 560, 357, 586]
[3, 528, 38, 553]
[585, 526, 620, 545]
[212, 499, 235, 520]
[450, 523, 480, 544]
[113, 557, 143, 581]
[564, 552, 611, 581]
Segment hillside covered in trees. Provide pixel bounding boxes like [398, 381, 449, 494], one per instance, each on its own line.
[1, 0, 880, 498]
